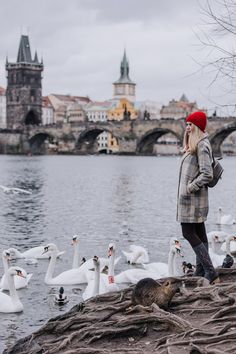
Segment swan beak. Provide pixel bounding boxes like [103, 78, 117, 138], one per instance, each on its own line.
[233, 236, 236, 241]
[16, 270, 26, 278]
[108, 248, 113, 257]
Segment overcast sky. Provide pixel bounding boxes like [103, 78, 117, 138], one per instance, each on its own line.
[0, 0, 234, 115]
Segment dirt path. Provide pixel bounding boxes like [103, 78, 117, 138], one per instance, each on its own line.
[4, 269, 236, 354]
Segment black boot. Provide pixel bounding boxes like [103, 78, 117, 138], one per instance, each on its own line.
[193, 242, 208, 277]
[193, 243, 219, 284]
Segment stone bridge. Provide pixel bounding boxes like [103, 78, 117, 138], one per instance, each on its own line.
[0, 117, 236, 155]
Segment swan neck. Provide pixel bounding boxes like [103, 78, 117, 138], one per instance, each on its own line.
[211, 238, 217, 253]
[45, 250, 57, 282]
[225, 238, 231, 255]
[72, 243, 79, 269]
[108, 252, 115, 277]
[168, 250, 174, 276]
[93, 263, 100, 297]
[7, 272, 19, 301]
[2, 255, 9, 274]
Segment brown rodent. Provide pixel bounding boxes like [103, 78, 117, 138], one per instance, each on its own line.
[132, 277, 181, 310]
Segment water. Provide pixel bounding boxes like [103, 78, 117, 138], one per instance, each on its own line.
[0, 155, 235, 352]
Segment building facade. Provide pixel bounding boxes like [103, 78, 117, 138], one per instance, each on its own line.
[160, 94, 199, 119]
[113, 50, 136, 102]
[108, 98, 138, 121]
[0, 87, 6, 128]
[48, 94, 89, 124]
[42, 96, 54, 125]
[6, 35, 43, 129]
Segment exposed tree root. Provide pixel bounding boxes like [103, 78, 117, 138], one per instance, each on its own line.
[5, 271, 236, 354]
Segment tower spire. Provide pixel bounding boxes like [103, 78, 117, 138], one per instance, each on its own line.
[17, 35, 33, 63]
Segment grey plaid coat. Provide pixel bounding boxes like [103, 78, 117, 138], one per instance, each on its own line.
[176, 136, 213, 223]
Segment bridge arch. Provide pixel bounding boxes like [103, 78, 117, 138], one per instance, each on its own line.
[29, 132, 56, 154]
[210, 124, 236, 156]
[136, 128, 182, 154]
[76, 127, 118, 153]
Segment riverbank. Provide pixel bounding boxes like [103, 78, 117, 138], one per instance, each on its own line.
[4, 268, 236, 354]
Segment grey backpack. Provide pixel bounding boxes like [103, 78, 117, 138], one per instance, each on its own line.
[207, 156, 224, 188]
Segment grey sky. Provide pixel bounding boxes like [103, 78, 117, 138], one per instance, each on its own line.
[0, 0, 234, 115]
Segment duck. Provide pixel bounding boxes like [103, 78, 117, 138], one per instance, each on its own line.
[0, 267, 25, 313]
[43, 243, 92, 285]
[8, 244, 65, 260]
[217, 207, 236, 225]
[0, 250, 32, 290]
[82, 243, 120, 301]
[182, 261, 195, 276]
[54, 287, 68, 305]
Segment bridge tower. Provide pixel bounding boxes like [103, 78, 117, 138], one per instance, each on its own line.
[6, 35, 43, 129]
[113, 49, 136, 103]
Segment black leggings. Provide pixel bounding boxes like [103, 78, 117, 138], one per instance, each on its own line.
[181, 222, 208, 248]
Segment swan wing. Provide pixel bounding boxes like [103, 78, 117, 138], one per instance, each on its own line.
[0, 292, 23, 313]
[46, 268, 88, 285]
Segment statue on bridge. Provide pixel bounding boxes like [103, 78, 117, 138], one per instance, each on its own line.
[123, 104, 131, 120]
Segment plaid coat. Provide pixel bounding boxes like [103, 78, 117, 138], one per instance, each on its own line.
[176, 136, 213, 223]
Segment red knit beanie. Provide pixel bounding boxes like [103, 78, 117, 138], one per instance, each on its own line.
[186, 111, 207, 132]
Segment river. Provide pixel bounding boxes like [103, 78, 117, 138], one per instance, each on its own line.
[0, 155, 235, 352]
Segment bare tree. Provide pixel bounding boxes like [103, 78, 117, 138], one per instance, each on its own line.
[197, 0, 236, 91]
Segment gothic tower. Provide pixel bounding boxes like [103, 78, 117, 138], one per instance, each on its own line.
[113, 49, 136, 102]
[6, 35, 43, 129]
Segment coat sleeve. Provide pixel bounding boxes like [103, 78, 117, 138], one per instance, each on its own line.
[187, 141, 213, 193]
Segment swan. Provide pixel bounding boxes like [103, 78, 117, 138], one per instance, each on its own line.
[82, 256, 101, 300]
[0, 267, 25, 313]
[143, 238, 183, 277]
[122, 245, 149, 264]
[209, 235, 227, 267]
[207, 231, 229, 244]
[54, 287, 69, 305]
[82, 243, 120, 301]
[217, 207, 236, 225]
[8, 244, 65, 260]
[0, 250, 32, 290]
[43, 243, 92, 285]
[71, 235, 80, 269]
[116, 238, 183, 284]
[221, 235, 236, 257]
[0, 184, 32, 195]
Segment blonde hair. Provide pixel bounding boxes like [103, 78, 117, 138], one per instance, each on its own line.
[183, 124, 205, 154]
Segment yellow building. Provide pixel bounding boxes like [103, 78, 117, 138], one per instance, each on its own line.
[107, 133, 119, 153]
[108, 98, 138, 121]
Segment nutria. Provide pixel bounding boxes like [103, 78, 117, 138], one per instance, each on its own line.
[132, 277, 181, 310]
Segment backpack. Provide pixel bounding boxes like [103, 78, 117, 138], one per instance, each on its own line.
[207, 156, 224, 188]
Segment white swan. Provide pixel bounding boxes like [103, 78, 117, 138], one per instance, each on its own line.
[71, 235, 80, 269]
[0, 184, 32, 195]
[217, 207, 236, 225]
[82, 256, 101, 300]
[82, 243, 120, 301]
[122, 244, 149, 264]
[116, 238, 183, 284]
[221, 235, 236, 256]
[0, 250, 32, 290]
[0, 267, 25, 313]
[43, 243, 92, 285]
[207, 231, 229, 244]
[8, 244, 65, 260]
[209, 235, 226, 267]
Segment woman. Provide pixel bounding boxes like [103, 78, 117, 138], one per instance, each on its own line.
[177, 111, 219, 284]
